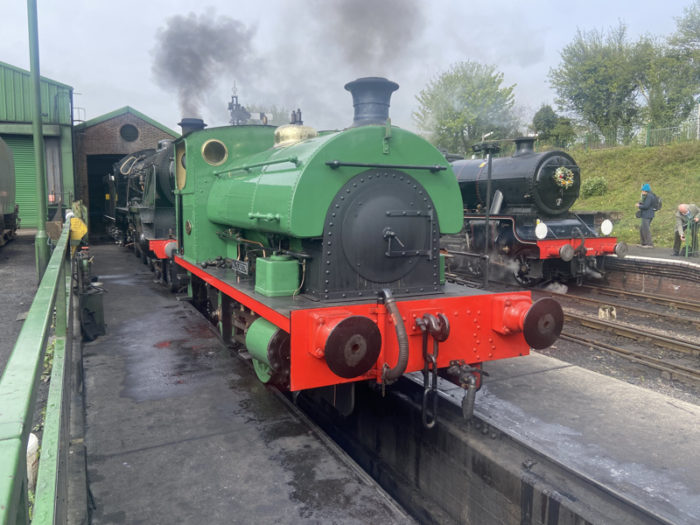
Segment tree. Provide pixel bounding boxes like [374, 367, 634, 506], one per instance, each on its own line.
[668, 0, 700, 58]
[667, 0, 700, 110]
[551, 117, 576, 148]
[413, 61, 518, 155]
[531, 105, 576, 148]
[633, 36, 697, 128]
[631, 0, 699, 130]
[532, 105, 558, 140]
[549, 23, 639, 144]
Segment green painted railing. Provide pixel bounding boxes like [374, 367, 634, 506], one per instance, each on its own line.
[0, 221, 72, 524]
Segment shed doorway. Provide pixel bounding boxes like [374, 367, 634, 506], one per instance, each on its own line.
[87, 154, 124, 241]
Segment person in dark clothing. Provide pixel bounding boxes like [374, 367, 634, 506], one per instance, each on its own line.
[673, 203, 700, 256]
[635, 183, 656, 247]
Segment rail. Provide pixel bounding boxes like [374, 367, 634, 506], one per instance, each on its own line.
[0, 221, 72, 524]
[563, 311, 699, 356]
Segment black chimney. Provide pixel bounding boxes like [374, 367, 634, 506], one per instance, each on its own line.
[178, 118, 207, 136]
[513, 137, 536, 156]
[344, 77, 399, 127]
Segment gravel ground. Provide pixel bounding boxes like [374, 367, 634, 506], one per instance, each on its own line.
[0, 230, 39, 374]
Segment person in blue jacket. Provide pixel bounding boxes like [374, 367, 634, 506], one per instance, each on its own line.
[635, 183, 656, 247]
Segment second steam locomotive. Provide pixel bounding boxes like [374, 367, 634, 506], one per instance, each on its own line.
[448, 138, 627, 286]
[105, 140, 183, 289]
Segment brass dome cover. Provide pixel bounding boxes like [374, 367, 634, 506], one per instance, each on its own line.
[274, 124, 318, 148]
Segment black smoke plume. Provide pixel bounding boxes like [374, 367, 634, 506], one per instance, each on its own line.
[152, 12, 257, 117]
[309, 0, 423, 71]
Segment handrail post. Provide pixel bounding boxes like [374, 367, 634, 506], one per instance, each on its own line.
[55, 258, 67, 337]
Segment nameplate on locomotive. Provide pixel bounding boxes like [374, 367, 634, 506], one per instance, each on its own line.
[231, 259, 249, 276]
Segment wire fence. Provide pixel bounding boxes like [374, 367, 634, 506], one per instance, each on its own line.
[572, 115, 700, 151]
[643, 117, 700, 147]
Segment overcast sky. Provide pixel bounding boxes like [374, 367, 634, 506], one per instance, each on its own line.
[2, 1, 694, 133]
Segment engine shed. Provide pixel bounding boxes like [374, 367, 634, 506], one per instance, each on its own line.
[73, 107, 178, 240]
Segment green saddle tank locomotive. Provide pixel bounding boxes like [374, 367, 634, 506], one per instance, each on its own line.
[168, 77, 563, 424]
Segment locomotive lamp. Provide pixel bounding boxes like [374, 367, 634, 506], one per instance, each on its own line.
[600, 219, 614, 236]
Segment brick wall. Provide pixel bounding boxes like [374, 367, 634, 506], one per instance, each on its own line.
[74, 113, 177, 205]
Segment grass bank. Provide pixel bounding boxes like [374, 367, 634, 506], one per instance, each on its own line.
[569, 141, 700, 248]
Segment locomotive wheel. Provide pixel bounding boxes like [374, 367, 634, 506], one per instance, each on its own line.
[190, 275, 207, 312]
[168, 259, 182, 293]
[252, 359, 273, 383]
[513, 255, 541, 287]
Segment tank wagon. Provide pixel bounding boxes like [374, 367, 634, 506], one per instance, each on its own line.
[167, 78, 563, 425]
[0, 137, 19, 246]
[450, 138, 627, 285]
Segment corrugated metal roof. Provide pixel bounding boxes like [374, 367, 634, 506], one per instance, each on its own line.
[0, 61, 73, 126]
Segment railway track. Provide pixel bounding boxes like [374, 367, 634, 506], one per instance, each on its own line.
[558, 310, 700, 386]
[533, 288, 700, 331]
[578, 284, 700, 314]
[447, 265, 700, 395]
[534, 289, 700, 386]
[561, 311, 699, 356]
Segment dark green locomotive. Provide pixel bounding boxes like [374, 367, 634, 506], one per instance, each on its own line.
[106, 141, 175, 258]
[451, 138, 627, 285]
